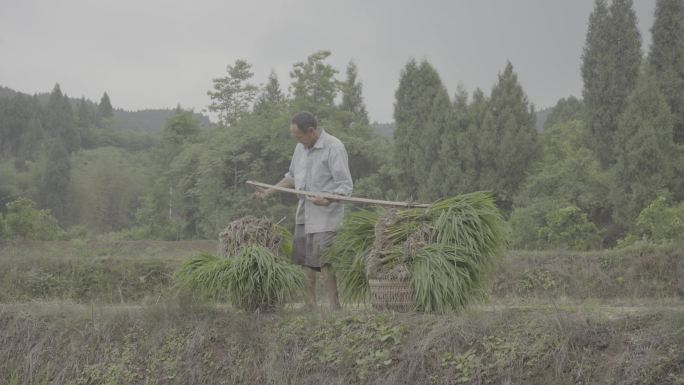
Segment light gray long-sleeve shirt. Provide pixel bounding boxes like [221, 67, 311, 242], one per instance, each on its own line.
[284, 129, 353, 234]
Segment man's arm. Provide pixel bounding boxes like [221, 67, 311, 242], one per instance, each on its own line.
[253, 177, 293, 199]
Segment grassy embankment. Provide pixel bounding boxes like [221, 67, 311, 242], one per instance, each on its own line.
[0, 240, 681, 384]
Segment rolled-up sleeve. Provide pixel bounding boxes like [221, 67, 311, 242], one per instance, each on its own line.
[328, 144, 353, 196]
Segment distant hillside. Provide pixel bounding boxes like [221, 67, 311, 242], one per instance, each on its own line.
[0, 85, 213, 134]
[0, 86, 19, 99]
[372, 122, 395, 141]
[111, 109, 212, 134]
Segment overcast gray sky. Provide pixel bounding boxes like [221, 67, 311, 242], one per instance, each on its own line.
[0, 0, 656, 123]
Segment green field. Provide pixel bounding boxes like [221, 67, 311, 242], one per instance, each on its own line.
[0, 241, 682, 384]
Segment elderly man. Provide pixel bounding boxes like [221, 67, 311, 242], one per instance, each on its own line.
[255, 111, 353, 309]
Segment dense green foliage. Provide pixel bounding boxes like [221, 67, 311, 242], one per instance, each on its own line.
[3, 197, 62, 240]
[650, 0, 684, 144]
[0, 0, 681, 250]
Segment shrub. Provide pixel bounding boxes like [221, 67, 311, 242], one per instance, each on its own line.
[5, 197, 62, 240]
[634, 197, 684, 242]
[538, 206, 601, 251]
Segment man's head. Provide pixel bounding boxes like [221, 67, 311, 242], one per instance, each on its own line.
[290, 111, 319, 147]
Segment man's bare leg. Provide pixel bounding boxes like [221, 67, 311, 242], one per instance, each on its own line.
[322, 266, 341, 310]
[304, 267, 317, 308]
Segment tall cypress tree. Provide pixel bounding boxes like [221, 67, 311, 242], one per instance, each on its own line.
[607, 0, 642, 119]
[476, 62, 539, 211]
[611, 68, 676, 231]
[40, 140, 71, 223]
[96, 92, 114, 123]
[0, 94, 36, 158]
[456, 89, 489, 194]
[46, 84, 79, 153]
[649, 0, 684, 143]
[582, 0, 612, 166]
[436, 85, 469, 197]
[253, 70, 285, 115]
[544, 96, 585, 130]
[393, 59, 453, 201]
[77, 97, 96, 127]
[339, 61, 370, 129]
[582, 0, 642, 167]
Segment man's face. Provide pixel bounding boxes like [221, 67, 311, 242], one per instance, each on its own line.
[290, 124, 316, 147]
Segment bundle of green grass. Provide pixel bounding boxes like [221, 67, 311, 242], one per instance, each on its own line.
[325, 192, 507, 313]
[175, 216, 303, 311]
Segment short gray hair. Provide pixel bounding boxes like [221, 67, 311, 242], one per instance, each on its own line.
[291, 111, 317, 133]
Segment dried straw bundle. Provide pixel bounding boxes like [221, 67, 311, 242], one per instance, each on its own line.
[217, 216, 291, 258]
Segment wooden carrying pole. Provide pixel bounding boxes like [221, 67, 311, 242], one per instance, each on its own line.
[247, 181, 430, 208]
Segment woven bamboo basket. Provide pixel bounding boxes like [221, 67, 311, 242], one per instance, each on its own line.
[368, 279, 415, 312]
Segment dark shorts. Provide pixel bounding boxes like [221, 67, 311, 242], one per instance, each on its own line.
[292, 224, 336, 271]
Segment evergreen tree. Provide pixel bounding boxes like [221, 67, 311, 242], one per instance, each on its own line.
[0, 94, 42, 160]
[339, 61, 370, 129]
[208, 59, 258, 127]
[476, 62, 539, 211]
[393, 59, 453, 201]
[96, 92, 114, 123]
[16, 117, 44, 168]
[436, 85, 469, 196]
[46, 84, 80, 153]
[77, 97, 96, 127]
[611, 68, 677, 232]
[253, 70, 285, 115]
[69, 147, 149, 232]
[289, 50, 339, 121]
[608, 0, 642, 117]
[40, 140, 71, 223]
[582, 0, 642, 166]
[582, 0, 613, 167]
[456, 89, 489, 194]
[543, 96, 584, 130]
[649, 0, 684, 143]
[156, 107, 202, 166]
[514, 120, 611, 235]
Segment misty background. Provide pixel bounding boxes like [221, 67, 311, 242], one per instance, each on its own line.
[0, 0, 655, 122]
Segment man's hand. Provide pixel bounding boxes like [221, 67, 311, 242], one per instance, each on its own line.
[252, 187, 272, 199]
[307, 195, 332, 206]
[307, 193, 341, 206]
[252, 178, 293, 200]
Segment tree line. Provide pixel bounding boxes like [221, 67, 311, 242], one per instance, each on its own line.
[0, 0, 682, 249]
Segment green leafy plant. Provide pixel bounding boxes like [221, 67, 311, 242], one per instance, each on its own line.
[634, 197, 684, 242]
[175, 247, 304, 311]
[224, 244, 304, 310]
[5, 197, 63, 240]
[538, 206, 601, 251]
[175, 219, 304, 311]
[324, 209, 380, 304]
[328, 192, 507, 312]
